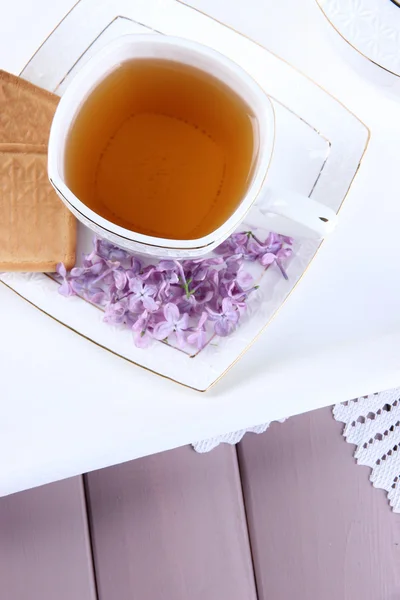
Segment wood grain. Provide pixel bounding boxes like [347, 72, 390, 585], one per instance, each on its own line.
[85, 444, 257, 600]
[238, 406, 400, 600]
[0, 476, 97, 600]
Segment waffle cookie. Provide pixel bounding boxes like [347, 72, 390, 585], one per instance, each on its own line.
[0, 70, 59, 145]
[0, 144, 76, 271]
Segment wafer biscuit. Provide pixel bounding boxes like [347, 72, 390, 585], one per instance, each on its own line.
[0, 144, 76, 271]
[0, 70, 59, 145]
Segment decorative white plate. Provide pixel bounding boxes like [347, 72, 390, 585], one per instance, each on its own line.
[316, 0, 400, 90]
[0, 0, 369, 391]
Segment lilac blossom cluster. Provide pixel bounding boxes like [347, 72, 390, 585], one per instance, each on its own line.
[56, 231, 293, 350]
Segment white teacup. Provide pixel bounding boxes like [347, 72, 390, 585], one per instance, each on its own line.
[48, 34, 337, 259]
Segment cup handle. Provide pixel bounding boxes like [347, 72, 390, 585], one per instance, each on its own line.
[256, 187, 338, 238]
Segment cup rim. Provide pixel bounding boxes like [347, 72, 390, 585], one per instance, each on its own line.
[48, 33, 275, 251]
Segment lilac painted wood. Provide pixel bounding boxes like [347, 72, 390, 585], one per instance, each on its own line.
[0, 476, 97, 600]
[238, 406, 400, 600]
[86, 445, 256, 600]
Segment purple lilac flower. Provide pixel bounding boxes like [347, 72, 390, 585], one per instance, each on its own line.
[248, 232, 281, 258]
[236, 268, 254, 289]
[132, 311, 152, 348]
[104, 300, 128, 324]
[128, 277, 159, 311]
[113, 270, 127, 291]
[275, 247, 293, 280]
[153, 303, 189, 347]
[207, 298, 240, 336]
[214, 232, 249, 256]
[56, 263, 74, 296]
[187, 311, 208, 350]
[71, 280, 107, 305]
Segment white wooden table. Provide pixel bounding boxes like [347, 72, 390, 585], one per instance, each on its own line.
[1, 0, 400, 496]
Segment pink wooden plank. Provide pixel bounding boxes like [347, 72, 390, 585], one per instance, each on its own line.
[85, 444, 257, 600]
[0, 476, 97, 600]
[238, 406, 400, 600]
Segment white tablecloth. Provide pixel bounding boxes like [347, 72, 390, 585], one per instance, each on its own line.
[1, 0, 400, 496]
